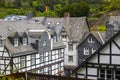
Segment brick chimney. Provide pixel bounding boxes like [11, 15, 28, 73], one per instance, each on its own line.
[92, 24, 98, 31]
[45, 6, 49, 12]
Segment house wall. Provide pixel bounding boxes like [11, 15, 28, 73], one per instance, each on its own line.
[64, 42, 78, 66]
[77, 35, 101, 65]
[11, 48, 64, 75]
[76, 35, 120, 80]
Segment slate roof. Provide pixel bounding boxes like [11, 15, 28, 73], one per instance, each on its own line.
[5, 38, 37, 57]
[0, 21, 47, 38]
[43, 17, 89, 42]
[53, 40, 66, 50]
[62, 17, 89, 42]
[73, 30, 120, 73]
[28, 32, 42, 38]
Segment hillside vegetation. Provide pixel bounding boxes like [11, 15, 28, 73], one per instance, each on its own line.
[0, 0, 120, 18]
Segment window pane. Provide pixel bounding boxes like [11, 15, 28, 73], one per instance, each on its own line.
[68, 56, 73, 63]
[31, 55, 35, 65]
[23, 38, 27, 45]
[14, 38, 18, 46]
[20, 56, 25, 68]
[42, 40, 47, 46]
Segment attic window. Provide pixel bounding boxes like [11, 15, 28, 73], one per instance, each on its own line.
[88, 37, 95, 43]
[23, 38, 27, 45]
[14, 38, 19, 46]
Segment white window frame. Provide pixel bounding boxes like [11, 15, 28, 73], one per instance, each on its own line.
[31, 55, 35, 66]
[20, 56, 25, 68]
[84, 48, 89, 55]
[23, 38, 27, 45]
[40, 53, 44, 63]
[14, 38, 19, 46]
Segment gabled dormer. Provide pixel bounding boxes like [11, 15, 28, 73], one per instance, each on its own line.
[59, 27, 69, 42]
[21, 32, 28, 45]
[7, 32, 20, 47]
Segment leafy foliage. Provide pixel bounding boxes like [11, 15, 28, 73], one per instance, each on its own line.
[0, 0, 119, 18]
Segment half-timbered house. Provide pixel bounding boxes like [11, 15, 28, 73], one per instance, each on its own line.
[73, 30, 120, 80]
[41, 15, 90, 73]
[0, 20, 65, 75]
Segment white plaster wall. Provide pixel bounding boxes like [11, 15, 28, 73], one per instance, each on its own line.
[112, 56, 120, 64]
[112, 42, 120, 54]
[114, 35, 120, 46]
[88, 54, 98, 63]
[101, 44, 110, 54]
[87, 76, 97, 80]
[64, 42, 78, 66]
[87, 68, 97, 75]
[77, 68, 86, 74]
[100, 55, 110, 64]
[77, 75, 85, 78]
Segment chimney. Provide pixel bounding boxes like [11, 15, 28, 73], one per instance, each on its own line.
[45, 6, 49, 12]
[92, 24, 98, 31]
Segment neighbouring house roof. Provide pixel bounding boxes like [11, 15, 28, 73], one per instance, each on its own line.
[43, 17, 89, 42]
[5, 38, 37, 57]
[28, 32, 42, 38]
[0, 21, 47, 38]
[109, 16, 120, 23]
[91, 31, 106, 44]
[73, 30, 120, 73]
[53, 40, 66, 50]
[77, 31, 106, 48]
[60, 17, 89, 42]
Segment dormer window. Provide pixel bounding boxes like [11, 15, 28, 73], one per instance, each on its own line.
[88, 37, 95, 43]
[14, 38, 19, 46]
[23, 38, 27, 45]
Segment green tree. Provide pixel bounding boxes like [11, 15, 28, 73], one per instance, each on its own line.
[110, 0, 120, 10]
[60, 1, 89, 17]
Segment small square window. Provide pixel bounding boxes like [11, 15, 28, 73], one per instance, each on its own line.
[68, 56, 73, 63]
[68, 42, 73, 51]
[84, 48, 89, 55]
[42, 40, 47, 46]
